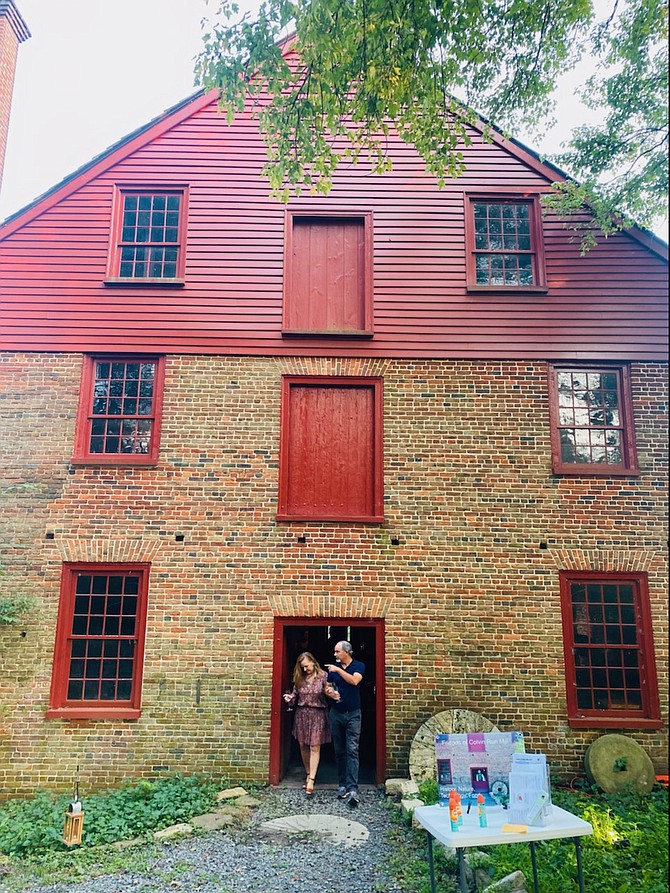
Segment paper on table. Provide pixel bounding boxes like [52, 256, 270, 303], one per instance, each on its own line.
[508, 752, 551, 826]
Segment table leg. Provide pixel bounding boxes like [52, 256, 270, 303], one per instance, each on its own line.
[529, 841, 540, 893]
[575, 837, 586, 893]
[457, 847, 468, 893]
[426, 831, 436, 893]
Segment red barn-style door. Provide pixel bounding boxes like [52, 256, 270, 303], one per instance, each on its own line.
[270, 618, 386, 785]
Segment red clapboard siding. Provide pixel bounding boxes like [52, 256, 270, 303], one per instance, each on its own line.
[0, 91, 667, 360]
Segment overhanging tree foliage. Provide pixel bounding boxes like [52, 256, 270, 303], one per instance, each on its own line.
[196, 0, 668, 237]
[543, 0, 668, 244]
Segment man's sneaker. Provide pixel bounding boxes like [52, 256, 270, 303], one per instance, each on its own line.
[336, 786, 347, 799]
[346, 790, 360, 807]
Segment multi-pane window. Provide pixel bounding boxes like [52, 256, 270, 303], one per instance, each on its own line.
[560, 573, 661, 728]
[48, 565, 149, 719]
[109, 189, 186, 281]
[73, 355, 165, 465]
[465, 196, 546, 289]
[278, 376, 383, 522]
[548, 365, 637, 475]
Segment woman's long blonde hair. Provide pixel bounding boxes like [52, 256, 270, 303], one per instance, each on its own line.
[292, 651, 324, 688]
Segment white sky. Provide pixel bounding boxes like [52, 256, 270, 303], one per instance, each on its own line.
[1, 0, 667, 240]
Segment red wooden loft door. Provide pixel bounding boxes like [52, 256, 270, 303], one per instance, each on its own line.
[283, 214, 373, 335]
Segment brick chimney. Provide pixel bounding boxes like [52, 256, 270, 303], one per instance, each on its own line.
[0, 0, 30, 193]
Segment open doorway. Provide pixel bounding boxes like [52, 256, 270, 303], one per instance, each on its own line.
[269, 618, 385, 785]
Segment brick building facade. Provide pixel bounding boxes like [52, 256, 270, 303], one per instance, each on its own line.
[0, 26, 667, 797]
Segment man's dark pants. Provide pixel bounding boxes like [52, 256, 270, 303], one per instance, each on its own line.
[329, 708, 361, 791]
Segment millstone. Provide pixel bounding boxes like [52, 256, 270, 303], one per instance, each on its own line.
[259, 813, 369, 847]
[584, 734, 655, 794]
[409, 709, 498, 783]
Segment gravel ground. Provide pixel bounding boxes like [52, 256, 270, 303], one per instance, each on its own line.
[3, 786, 417, 893]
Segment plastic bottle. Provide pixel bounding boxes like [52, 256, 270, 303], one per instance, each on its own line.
[477, 793, 487, 828]
[448, 790, 459, 831]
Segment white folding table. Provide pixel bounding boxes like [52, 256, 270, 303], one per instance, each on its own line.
[413, 803, 593, 893]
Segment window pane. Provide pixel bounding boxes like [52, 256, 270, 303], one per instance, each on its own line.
[471, 201, 535, 286]
[67, 681, 83, 700]
[63, 570, 142, 709]
[118, 192, 182, 278]
[87, 359, 157, 457]
[87, 639, 102, 657]
[566, 576, 647, 718]
[100, 680, 117, 700]
[554, 367, 626, 467]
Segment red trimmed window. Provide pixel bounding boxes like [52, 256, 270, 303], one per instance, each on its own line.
[278, 376, 383, 521]
[560, 572, 661, 729]
[47, 564, 149, 719]
[73, 355, 165, 465]
[465, 195, 546, 290]
[108, 188, 186, 282]
[283, 212, 373, 336]
[548, 364, 637, 475]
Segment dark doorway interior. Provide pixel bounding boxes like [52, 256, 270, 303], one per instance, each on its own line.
[281, 623, 377, 786]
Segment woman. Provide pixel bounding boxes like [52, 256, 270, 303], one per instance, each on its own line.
[283, 651, 331, 795]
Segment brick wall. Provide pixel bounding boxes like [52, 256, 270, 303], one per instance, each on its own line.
[0, 352, 667, 795]
[0, 1, 29, 193]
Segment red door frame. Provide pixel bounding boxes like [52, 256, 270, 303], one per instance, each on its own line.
[269, 616, 386, 785]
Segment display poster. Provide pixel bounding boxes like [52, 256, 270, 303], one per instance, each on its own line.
[434, 731, 525, 806]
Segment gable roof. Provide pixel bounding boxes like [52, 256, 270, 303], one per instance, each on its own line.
[0, 63, 667, 261]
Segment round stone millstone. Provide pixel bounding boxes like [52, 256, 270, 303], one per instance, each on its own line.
[584, 734, 656, 794]
[259, 813, 369, 847]
[409, 709, 498, 783]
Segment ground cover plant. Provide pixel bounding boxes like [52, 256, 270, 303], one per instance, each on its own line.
[413, 778, 669, 893]
[0, 773, 222, 858]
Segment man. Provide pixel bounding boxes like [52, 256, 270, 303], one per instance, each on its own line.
[325, 640, 365, 807]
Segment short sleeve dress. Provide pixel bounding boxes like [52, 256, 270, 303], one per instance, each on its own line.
[290, 671, 332, 746]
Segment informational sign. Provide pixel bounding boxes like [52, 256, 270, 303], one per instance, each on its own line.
[434, 731, 525, 806]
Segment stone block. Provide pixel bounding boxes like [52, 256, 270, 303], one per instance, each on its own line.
[401, 797, 424, 813]
[191, 812, 236, 831]
[153, 823, 193, 840]
[385, 778, 419, 797]
[234, 794, 261, 808]
[483, 870, 528, 892]
[217, 786, 248, 801]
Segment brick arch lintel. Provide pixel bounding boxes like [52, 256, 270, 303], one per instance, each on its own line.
[548, 549, 654, 572]
[54, 538, 163, 564]
[267, 594, 392, 618]
[277, 356, 392, 378]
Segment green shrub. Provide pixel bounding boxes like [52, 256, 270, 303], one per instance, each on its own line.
[0, 774, 222, 857]
[418, 777, 438, 805]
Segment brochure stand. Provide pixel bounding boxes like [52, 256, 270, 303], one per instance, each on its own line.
[508, 752, 552, 826]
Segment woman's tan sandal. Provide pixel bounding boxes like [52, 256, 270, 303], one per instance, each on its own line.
[305, 777, 315, 795]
